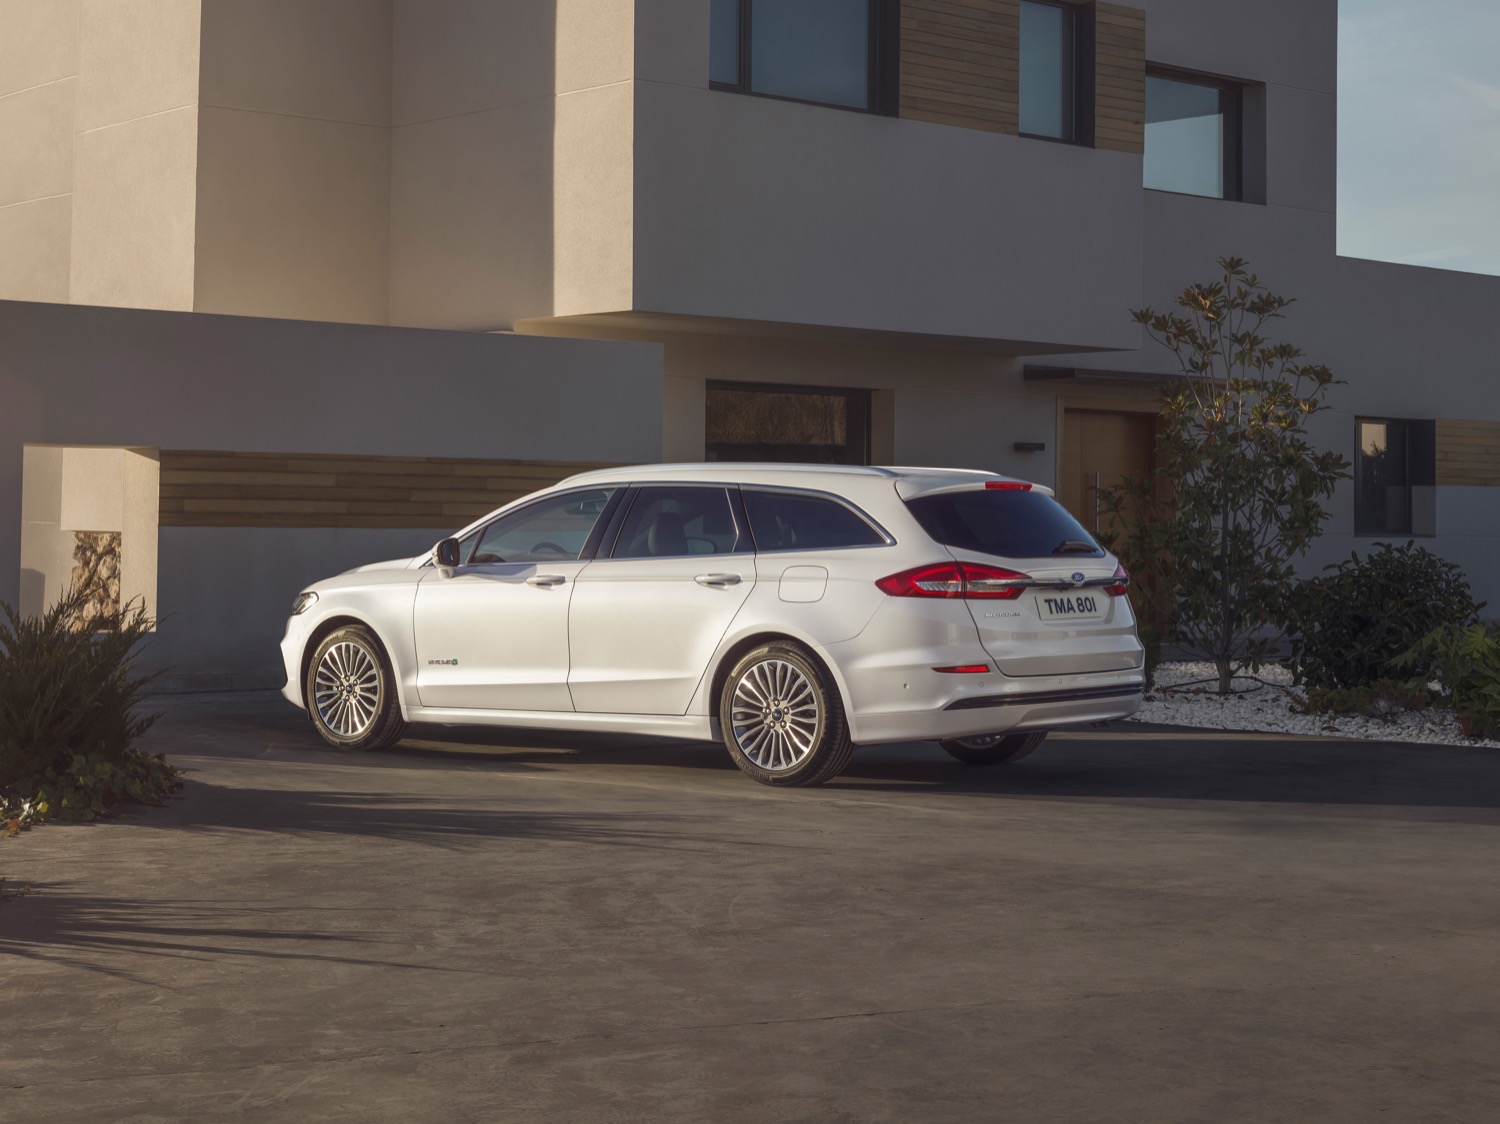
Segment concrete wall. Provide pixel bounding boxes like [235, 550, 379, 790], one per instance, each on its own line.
[628, 44, 1144, 352]
[195, 0, 393, 324]
[0, 300, 664, 686]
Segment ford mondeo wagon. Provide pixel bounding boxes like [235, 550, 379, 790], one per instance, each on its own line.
[282, 464, 1144, 786]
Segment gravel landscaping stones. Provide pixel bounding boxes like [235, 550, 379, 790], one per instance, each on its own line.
[1129, 661, 1500, 749]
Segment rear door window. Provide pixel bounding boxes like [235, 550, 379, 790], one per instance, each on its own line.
[612, 486, 743, 558]
[905, 489, 1103, 559]
[743, 490, 888, 552]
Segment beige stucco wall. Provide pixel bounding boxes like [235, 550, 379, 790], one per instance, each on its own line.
[194, 0, 393, 323]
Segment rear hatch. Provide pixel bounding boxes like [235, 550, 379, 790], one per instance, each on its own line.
[900, 482, 1142, 677]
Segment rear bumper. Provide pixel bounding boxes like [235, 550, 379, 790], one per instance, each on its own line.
[848, 678, 1143, 745]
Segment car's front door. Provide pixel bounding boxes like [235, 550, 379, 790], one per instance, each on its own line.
[568, 485, 755, 714]
[413, 487, 617, 711]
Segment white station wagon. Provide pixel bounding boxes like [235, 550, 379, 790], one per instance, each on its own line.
[281, 464, 1144, 786]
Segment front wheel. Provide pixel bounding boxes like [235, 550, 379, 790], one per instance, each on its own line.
[939, 730, 1048, 766]
[305, 624, 408, 751]
[720, 641, 854, 787]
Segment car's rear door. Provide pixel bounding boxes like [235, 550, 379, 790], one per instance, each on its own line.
[567, 484, 754, 714]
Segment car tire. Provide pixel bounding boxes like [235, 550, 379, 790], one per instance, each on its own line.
[720, 641, 855, 787]
[305, 624, 408, 751]
[939, 730, 1048, 766]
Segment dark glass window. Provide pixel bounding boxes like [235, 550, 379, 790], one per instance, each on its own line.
[743, 490, 887, 552]
[709, 0, 895, 113]
[1145, 71, 1242, 199]
[906, 489, 1104, 560]
[1020, 1, 1080, 141]
[613, 487, 742, 559]
[1356, 419, 1436, 536]
[470, 489, 615, 564]
[706, 383, 871, 465]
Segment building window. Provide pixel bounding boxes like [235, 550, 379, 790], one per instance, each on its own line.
[1356, 418, 1436, 536]
[706, 383, 871, 465]
[1145, 70, 1243, 199]
[1019, 0, 1091, 143]
[709, 0, 896, 113]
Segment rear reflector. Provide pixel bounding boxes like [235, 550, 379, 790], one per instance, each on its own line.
[934, 664, 990, 674]
[876, 562, 1028, 600]
[984, 480, 1033, 491]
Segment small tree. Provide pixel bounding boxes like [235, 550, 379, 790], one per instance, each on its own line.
[1099, 258, 1349, 694]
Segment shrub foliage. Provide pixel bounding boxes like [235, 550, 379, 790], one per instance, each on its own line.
[1395, 624, 1500, 741]
[0, 587, 178, 825]
[1289, 542, 1483, 689]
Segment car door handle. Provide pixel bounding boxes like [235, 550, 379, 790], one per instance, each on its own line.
[526, 574, 567, 588]
[694, 573, 742, 587]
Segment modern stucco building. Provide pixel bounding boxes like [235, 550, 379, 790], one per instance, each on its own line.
[2, 0, 1498, 685]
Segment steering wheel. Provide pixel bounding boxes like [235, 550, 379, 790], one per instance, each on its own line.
[529, 541, 568, 556]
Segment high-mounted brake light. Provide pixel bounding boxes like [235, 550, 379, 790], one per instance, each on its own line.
[875, 562, 1029, 601]
[984, 481, 1033, 491]
[1103, 564, 1130, 597]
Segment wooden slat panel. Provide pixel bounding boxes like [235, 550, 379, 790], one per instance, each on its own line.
[900, 0, 1019, 134]
[1436, 419, 1500, 486]
[158, 450, 619, 529]
[1094, 3, 1146, 155]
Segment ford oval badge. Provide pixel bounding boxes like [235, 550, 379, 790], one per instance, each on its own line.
[1071, 572, 1086, 584]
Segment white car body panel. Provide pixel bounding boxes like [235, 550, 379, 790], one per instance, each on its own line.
[567, 553, 755, 714]
[412, 560, 587, 710]
[281, 464, 1146, 748]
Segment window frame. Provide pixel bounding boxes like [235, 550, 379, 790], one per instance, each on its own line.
[1353, 417, 1436, 538]
[1143, 66, 1244, 201]
[1017, 0, 1095, 147]
[709, 0, 900, 116]
[740, 485, 896, 554]
[601, 484, 753, 561]
[706, 380, 874, 466]
[461, 487, 624, 565]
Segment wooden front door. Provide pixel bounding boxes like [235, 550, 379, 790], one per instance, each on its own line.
[1059, 409, 1156, 538]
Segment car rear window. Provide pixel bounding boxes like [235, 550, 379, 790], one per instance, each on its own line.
[743, 490, 887, 552]
[905, 489, 1104, 559]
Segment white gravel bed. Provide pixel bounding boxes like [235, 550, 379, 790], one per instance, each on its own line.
[1127, 661, 1500, 749]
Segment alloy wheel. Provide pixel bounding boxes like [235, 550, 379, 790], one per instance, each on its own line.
[728, 658, 822, 772]
[313, 640, 381, 739]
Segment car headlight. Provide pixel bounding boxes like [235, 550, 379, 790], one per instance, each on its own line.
[291, 591, 319, 616]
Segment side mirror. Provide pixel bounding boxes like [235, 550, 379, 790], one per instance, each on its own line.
[434, 538, 462, 567]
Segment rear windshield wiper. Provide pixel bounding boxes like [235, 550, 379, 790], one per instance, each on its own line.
[1052, 540, 1101, 555]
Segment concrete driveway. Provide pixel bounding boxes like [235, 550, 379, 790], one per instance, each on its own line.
[4, 693, 1499, 1123]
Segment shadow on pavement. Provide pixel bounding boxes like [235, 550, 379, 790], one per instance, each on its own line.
[0, 886, 467, 983]
[163, 778, 737, 853]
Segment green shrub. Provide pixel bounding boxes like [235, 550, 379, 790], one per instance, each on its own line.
[1396, 623, 1500, 740]
[0, 587, 178, 825]
[1297, 678, 1432, 719]
[1288, 542, 1483, 689]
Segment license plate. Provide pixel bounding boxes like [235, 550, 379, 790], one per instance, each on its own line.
[1034, 591, 1106, 622]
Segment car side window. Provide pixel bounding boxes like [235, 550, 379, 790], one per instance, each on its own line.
[743, 489, 887, 551]
[612, 487, 741, 558]
[469, 488, 616, 564]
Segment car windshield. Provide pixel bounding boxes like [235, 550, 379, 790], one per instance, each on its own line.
[905, 489, 1104, 559]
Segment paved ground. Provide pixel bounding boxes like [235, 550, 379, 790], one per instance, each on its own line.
[4, 694, 1500, 1123]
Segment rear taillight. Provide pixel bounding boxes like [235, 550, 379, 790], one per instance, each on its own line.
[876, 562, 1029, 601]
[1103, 564, 1130, 597]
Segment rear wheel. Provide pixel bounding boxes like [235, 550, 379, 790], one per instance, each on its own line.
[939, 730, 1048, 766]
[305, 624, 407, 751]
[720, 641, 854, 787]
